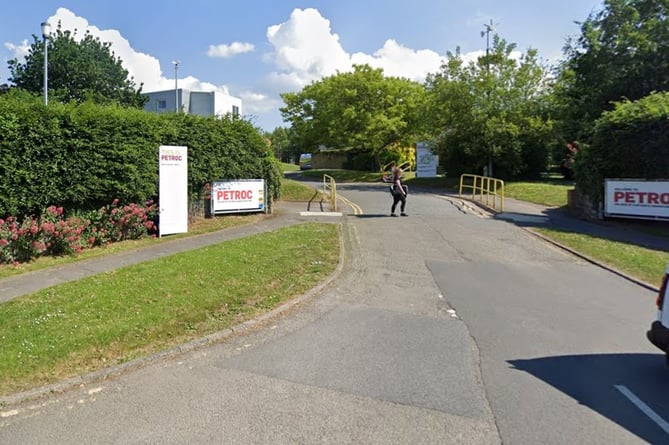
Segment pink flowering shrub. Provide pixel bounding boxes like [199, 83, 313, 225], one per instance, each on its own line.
[0, 216, 42, 263]
[87, 199, 158, 246]
[40, 206, 90, 256]
[0, 200, 159, 265]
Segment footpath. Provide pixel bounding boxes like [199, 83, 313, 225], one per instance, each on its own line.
[487, 196, 669, 291]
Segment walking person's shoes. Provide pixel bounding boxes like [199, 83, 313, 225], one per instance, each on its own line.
[390, 213, 398, 217]
[400, 213, 408, 216]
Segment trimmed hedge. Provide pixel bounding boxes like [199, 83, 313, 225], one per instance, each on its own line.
[0, 91, 281, 218]
[575, 91, 669, 204]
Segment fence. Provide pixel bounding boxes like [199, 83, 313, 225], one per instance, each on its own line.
[459, 174, 505, 212]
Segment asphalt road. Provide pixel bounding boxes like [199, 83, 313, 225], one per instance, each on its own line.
[1, 183, 667, 444]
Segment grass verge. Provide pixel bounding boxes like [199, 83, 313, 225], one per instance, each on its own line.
[504, 181, 573, 207]
[534, 228, 669, 286]
[0, 222, 339, 397]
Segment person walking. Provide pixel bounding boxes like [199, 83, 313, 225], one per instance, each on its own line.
[388, 161, 408, 217]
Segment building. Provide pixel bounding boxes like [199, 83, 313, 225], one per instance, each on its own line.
[142, 89, 242, 118]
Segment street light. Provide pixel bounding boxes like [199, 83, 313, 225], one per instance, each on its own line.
[172, 60, 180, 113]
[40, 21, 51, 105]
[481, 19, 494, 177]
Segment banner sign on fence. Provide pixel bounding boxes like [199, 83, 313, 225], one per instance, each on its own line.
[605, 179, 669, 220]
[416, 142, 439, 178]
[211, 179, 266, 214]
[159, 145, 189, 236]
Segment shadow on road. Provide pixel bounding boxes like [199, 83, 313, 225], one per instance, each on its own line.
[509, 353, 669, 443]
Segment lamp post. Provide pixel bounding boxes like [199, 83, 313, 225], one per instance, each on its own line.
[41, 21, 51, 105]
[172, 60, 180, 113]
[481, 20, 494, 177]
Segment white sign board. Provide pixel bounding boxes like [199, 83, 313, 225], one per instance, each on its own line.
[415, 142, 439, 178]
[211, 179, 266, 214]
[605, 179, 669, 220]
[159, 145, 188, 235]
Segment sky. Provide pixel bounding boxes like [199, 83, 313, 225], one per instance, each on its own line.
[1, 0, 604, 132]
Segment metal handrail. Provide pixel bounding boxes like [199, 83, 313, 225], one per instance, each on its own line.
[459, 174, 505, 212]
[323, 174, 337, 211]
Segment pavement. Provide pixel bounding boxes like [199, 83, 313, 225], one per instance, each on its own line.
[1, 190, 667, 406]
[484, 195, 669, 291]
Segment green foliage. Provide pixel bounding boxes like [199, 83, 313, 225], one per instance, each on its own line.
[575, 91, 669, 203]
[267, 126, 299, 163]
[0, 92, 281, 218]
[8, 25, 146, 108]
[280, 64, 426, 169]
[425, 36, 554, 179]
[555, 0, 669, 141]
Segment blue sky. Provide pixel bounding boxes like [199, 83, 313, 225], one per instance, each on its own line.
[1, 1, 603, 131]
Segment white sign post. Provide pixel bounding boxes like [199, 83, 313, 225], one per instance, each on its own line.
[415, 142, 439, 178]
[159, 145, 188, 236]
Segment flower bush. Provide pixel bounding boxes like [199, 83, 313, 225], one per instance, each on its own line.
[0, 200, 159, 265]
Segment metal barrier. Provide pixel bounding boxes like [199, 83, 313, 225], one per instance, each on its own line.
[323, 174, 337, 211]
[459, 174, 505, 212]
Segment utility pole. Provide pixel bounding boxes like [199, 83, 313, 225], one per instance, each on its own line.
[172, 60, 180, 113]
[482, 20, 493, 64]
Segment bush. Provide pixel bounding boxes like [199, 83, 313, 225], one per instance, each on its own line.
[576, 91, 669, 204]
[0, 92, 281, 218]
[0, 200, 158, 265]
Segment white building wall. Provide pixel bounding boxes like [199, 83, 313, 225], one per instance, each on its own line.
[214, 91, 242, 117]
[142, 89, 242, 118]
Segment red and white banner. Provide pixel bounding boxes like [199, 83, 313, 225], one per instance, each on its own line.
[605, 179, 669, 220]
[211, 179, 266, 214]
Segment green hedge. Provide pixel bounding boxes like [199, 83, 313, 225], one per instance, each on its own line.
[576, 91, 669, 203]
[0, 91, 280, 217]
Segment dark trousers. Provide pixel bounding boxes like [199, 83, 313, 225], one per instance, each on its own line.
[391, 190, 406, 213]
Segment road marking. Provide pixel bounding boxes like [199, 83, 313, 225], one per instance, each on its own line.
[615, 384, 669, 435]
[338, 195, 363, 215]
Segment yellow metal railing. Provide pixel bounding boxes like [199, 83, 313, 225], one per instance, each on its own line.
[323, 174, 337, 211]
[459, 174, 505, 212]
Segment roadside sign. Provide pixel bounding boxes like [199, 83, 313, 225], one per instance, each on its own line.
[211, 179, 266, 215]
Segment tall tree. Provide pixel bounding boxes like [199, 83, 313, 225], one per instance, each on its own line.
[266, 126, 297, 163]
[8, 24, 146, 108]
[280, 64, 426, 169]
[555, 0, 669, 141]
[425, 35, 553, 178]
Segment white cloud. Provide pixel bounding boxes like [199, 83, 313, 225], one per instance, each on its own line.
[266, 8, 352, 87]
[351, 39, 443, 82]
[240, 91, 280, 114]
[5, 39, 30, 59]
[39, 8, 232, 94]
[207, 41, 254, 58]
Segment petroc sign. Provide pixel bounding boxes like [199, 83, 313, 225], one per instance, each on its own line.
[211, 179, 266, 214]
[605, 179, 669, 220]
[159, 145, 188, 236]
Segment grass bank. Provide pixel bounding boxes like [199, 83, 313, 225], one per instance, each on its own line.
[0, 222, 339, 396]
[0, 177, 341, 397]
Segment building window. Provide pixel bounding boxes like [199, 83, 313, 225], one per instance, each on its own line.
[232, 105, 239, 116]
[157, 100, 167, 110]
